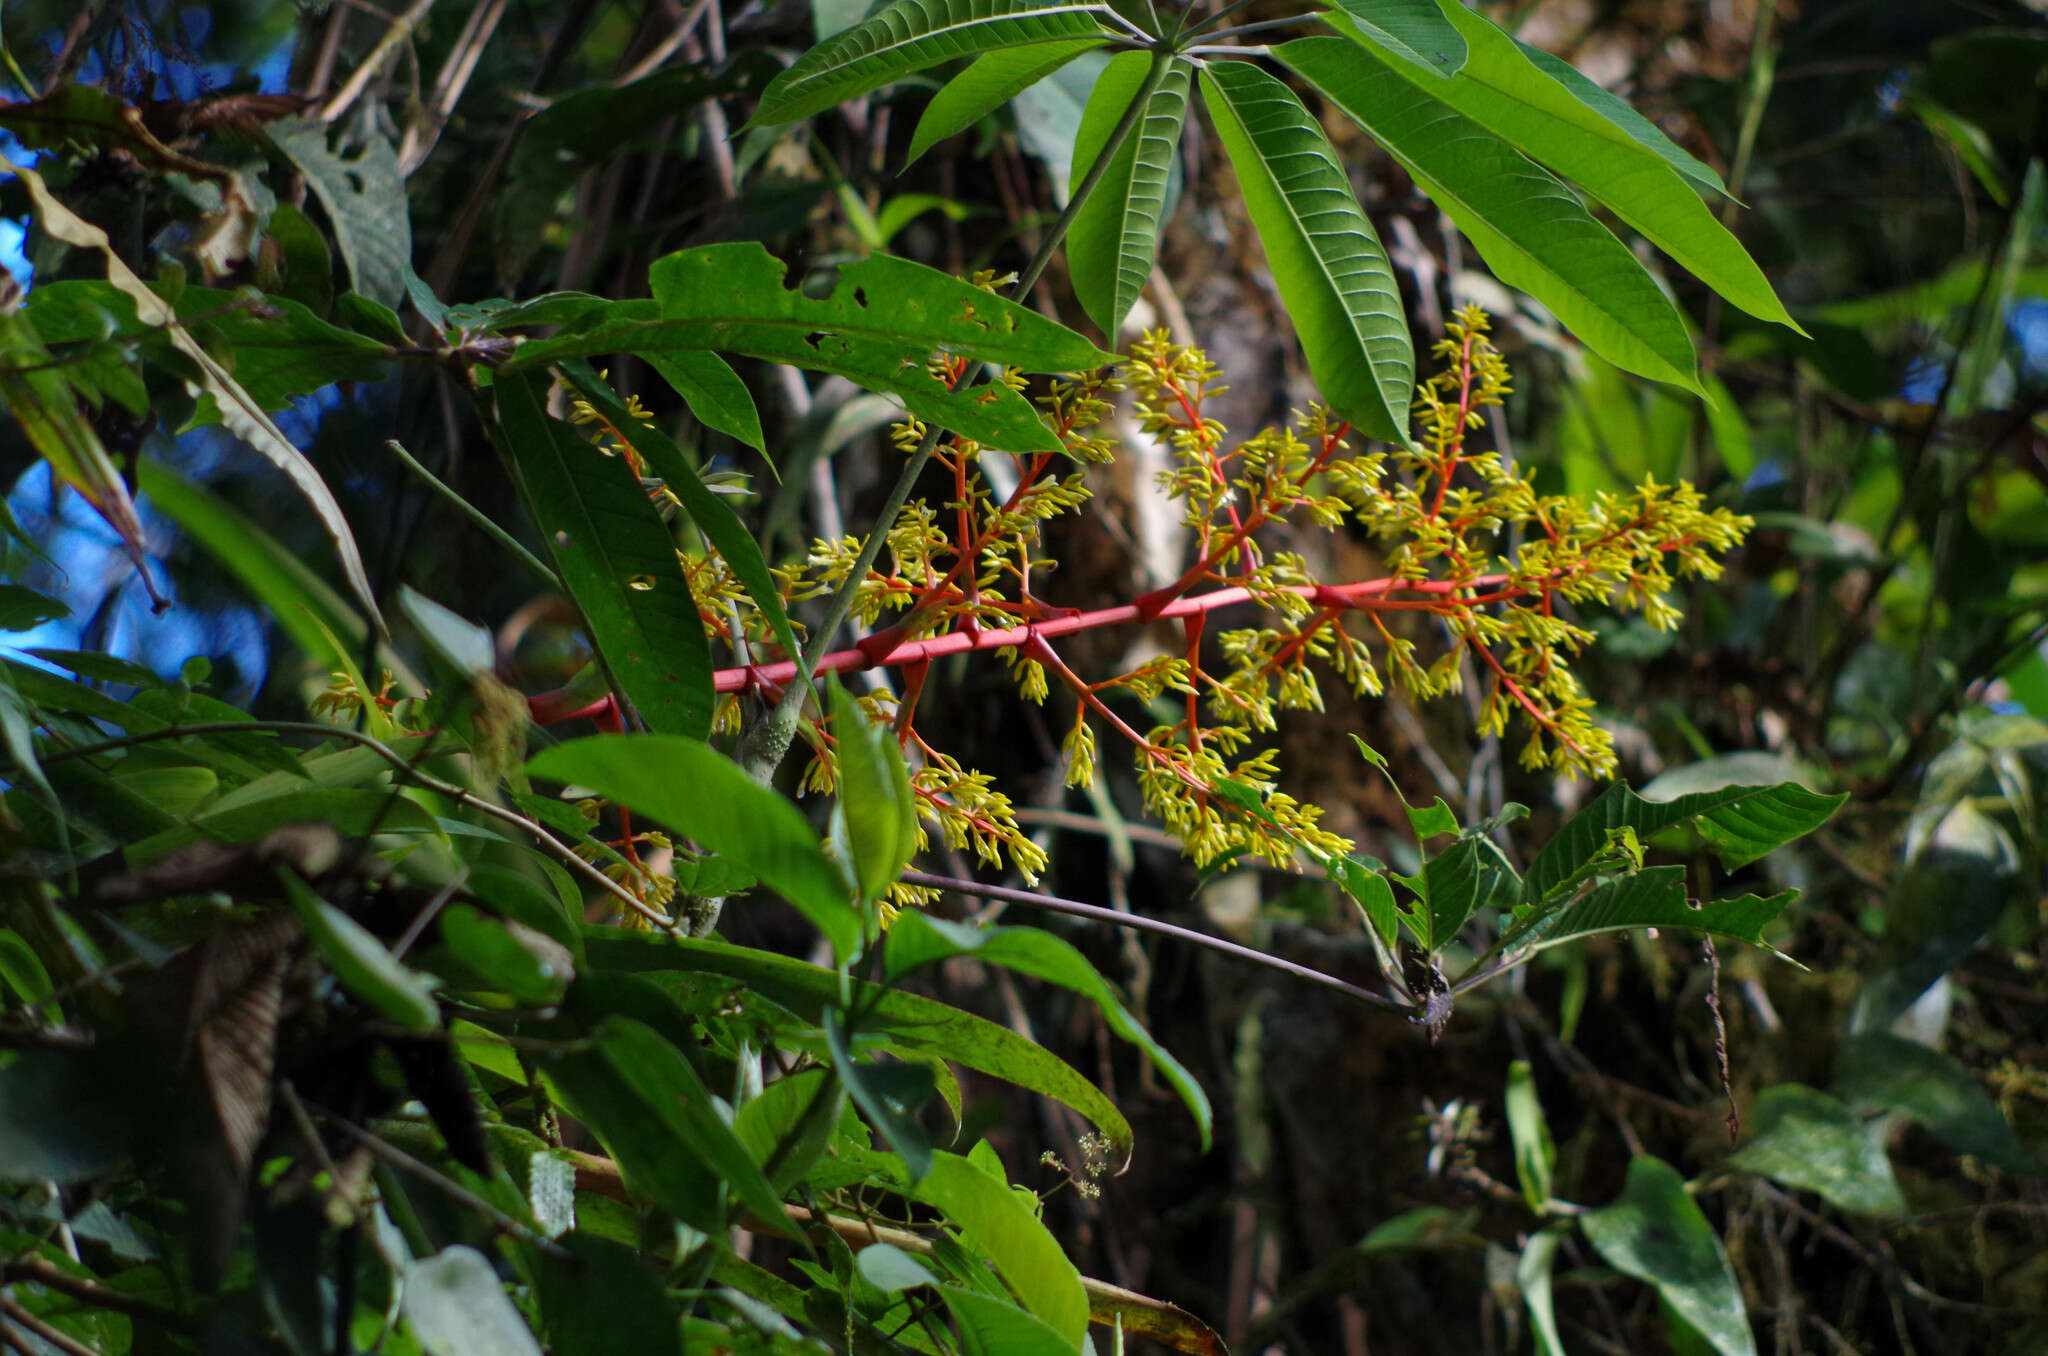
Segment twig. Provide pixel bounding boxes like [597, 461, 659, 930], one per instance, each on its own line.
[0, 1296, 99, 1356]
[318, 0, 437, 124]
[317, 1109, 573, 1258]
[385, 441, 559, 587]
[900, 869, 1407, 1011]
[0, 1257, 196, 1336]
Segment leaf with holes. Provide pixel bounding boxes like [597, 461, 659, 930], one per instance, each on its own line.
[267, 118, 413, 309]
[505, 244, 1113, 452]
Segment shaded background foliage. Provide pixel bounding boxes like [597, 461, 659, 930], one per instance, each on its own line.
[2, 1, 2048, 1354]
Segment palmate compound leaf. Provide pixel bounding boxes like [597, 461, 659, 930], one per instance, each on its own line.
[1328, 6, 1795, 335]
[905, 37, 1108, 166]
[1199, 60, 1413, 444]
[748, 0, 1119, 128]
[1067, 51, 1193, 336]
[1521, 779, 1846, 904]
[503, 243, 1116, 454]
[1283, 35, 1703, 394]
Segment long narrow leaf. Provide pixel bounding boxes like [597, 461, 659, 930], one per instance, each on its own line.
[1068, 52, 1192, 336]
[1285, 36, 1703, 392]
[750, 0, 1116, 128]
[1329, 0, 1466, 76]
[1199, 61, 1413, 443]
[492, 373, 716, 740]
[1326, 9, 1794, 338]
[905, 38, 1106, 165]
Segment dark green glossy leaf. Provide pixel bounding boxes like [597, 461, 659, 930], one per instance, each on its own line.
[905, 38, 1106, 165]
[280, 871, 441, 1034]
[1418, 832, 1520, 949]
[0, 1053, 131, 1184]
[733, 1068, 846, 1193]
[1835, 1034, 2041, 1176]
[581, 929, 1135, 1159]
[1580, 1156, 1756, 1356]
[438, 904, 571, 1005]
[883, 911, 1212, 1149]
[1200, 60, 1412, 443]
[644, 350, 765, 451]
[1727, 1085, 1905, 1216]
[558, 364, 804, 690]
[1510, 39, 1727, 197]
[827, 1007, 936, 1182]
[492, 371, 715, 739]
[528, 736, 859, 959]
[0, 583, 67, 632]
[533, 1235, 682, 1356]
[750, 0, 1116, 127]
[1523, 779, 1847, 903]
[1068, 52, 1193, 336]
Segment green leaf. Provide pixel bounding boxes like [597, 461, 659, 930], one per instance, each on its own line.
[167, 286, 392, 419]
[1509, 39, 1729, 198]
[908, 1151, 1088, 1345]
[399, 586, 495, 676]
[582, 929, 1136, 1161]
[505, 244, 1112, 453]
[1329, 0, 1467, 76]
[1852, 805, 2017, 1032]
[1523, 779, 1846, 904]
[267, 119, 412, 310]
[124, 787, 440, 867]
[1331, 853, 1400, 948]
[733, 1068, 845, 1193]
[280, 871, 441, 1034]
[1068, 52, 1192, 335]
[827, 1007, 936, 1181]
[556, 364, 806, 698]
[749, 0, 1116, 128]
[1516, 1226, 1568, 1356]
[1499, 867, 1797, 957]
[883, 912, 1212, 1149]
[0, 584, 67, 632]
[1419, 832, 1520, 949]
[905, 38, 1106, 165]
[438, 905, 571, 1005]
[528, 736, 859, 960]
[1580, 1156, 1757, 1356]
[0, 1053, 131, 1184]
[1200, 61, 1413, 443]
[1504, 1060, 1554, 1212]
[533, 1235, 682, 1356]
[541, 1040, 722, 1232]
[857, 1242, 940, 1293]
[594, 1016, 804, 1231]
[827, 677, 920, 904]
[1835, 1034, 2041, 1176]
[1340, 7, 1788, 342]
[643, 350, 766, 451]
[1727, 1085, 1906, 1216]
[492, 372, 716, 740]
[1284, 34, 1704, 394]
[401, 1246, 543, 1356]
[932, 1284, 1080, 1356]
